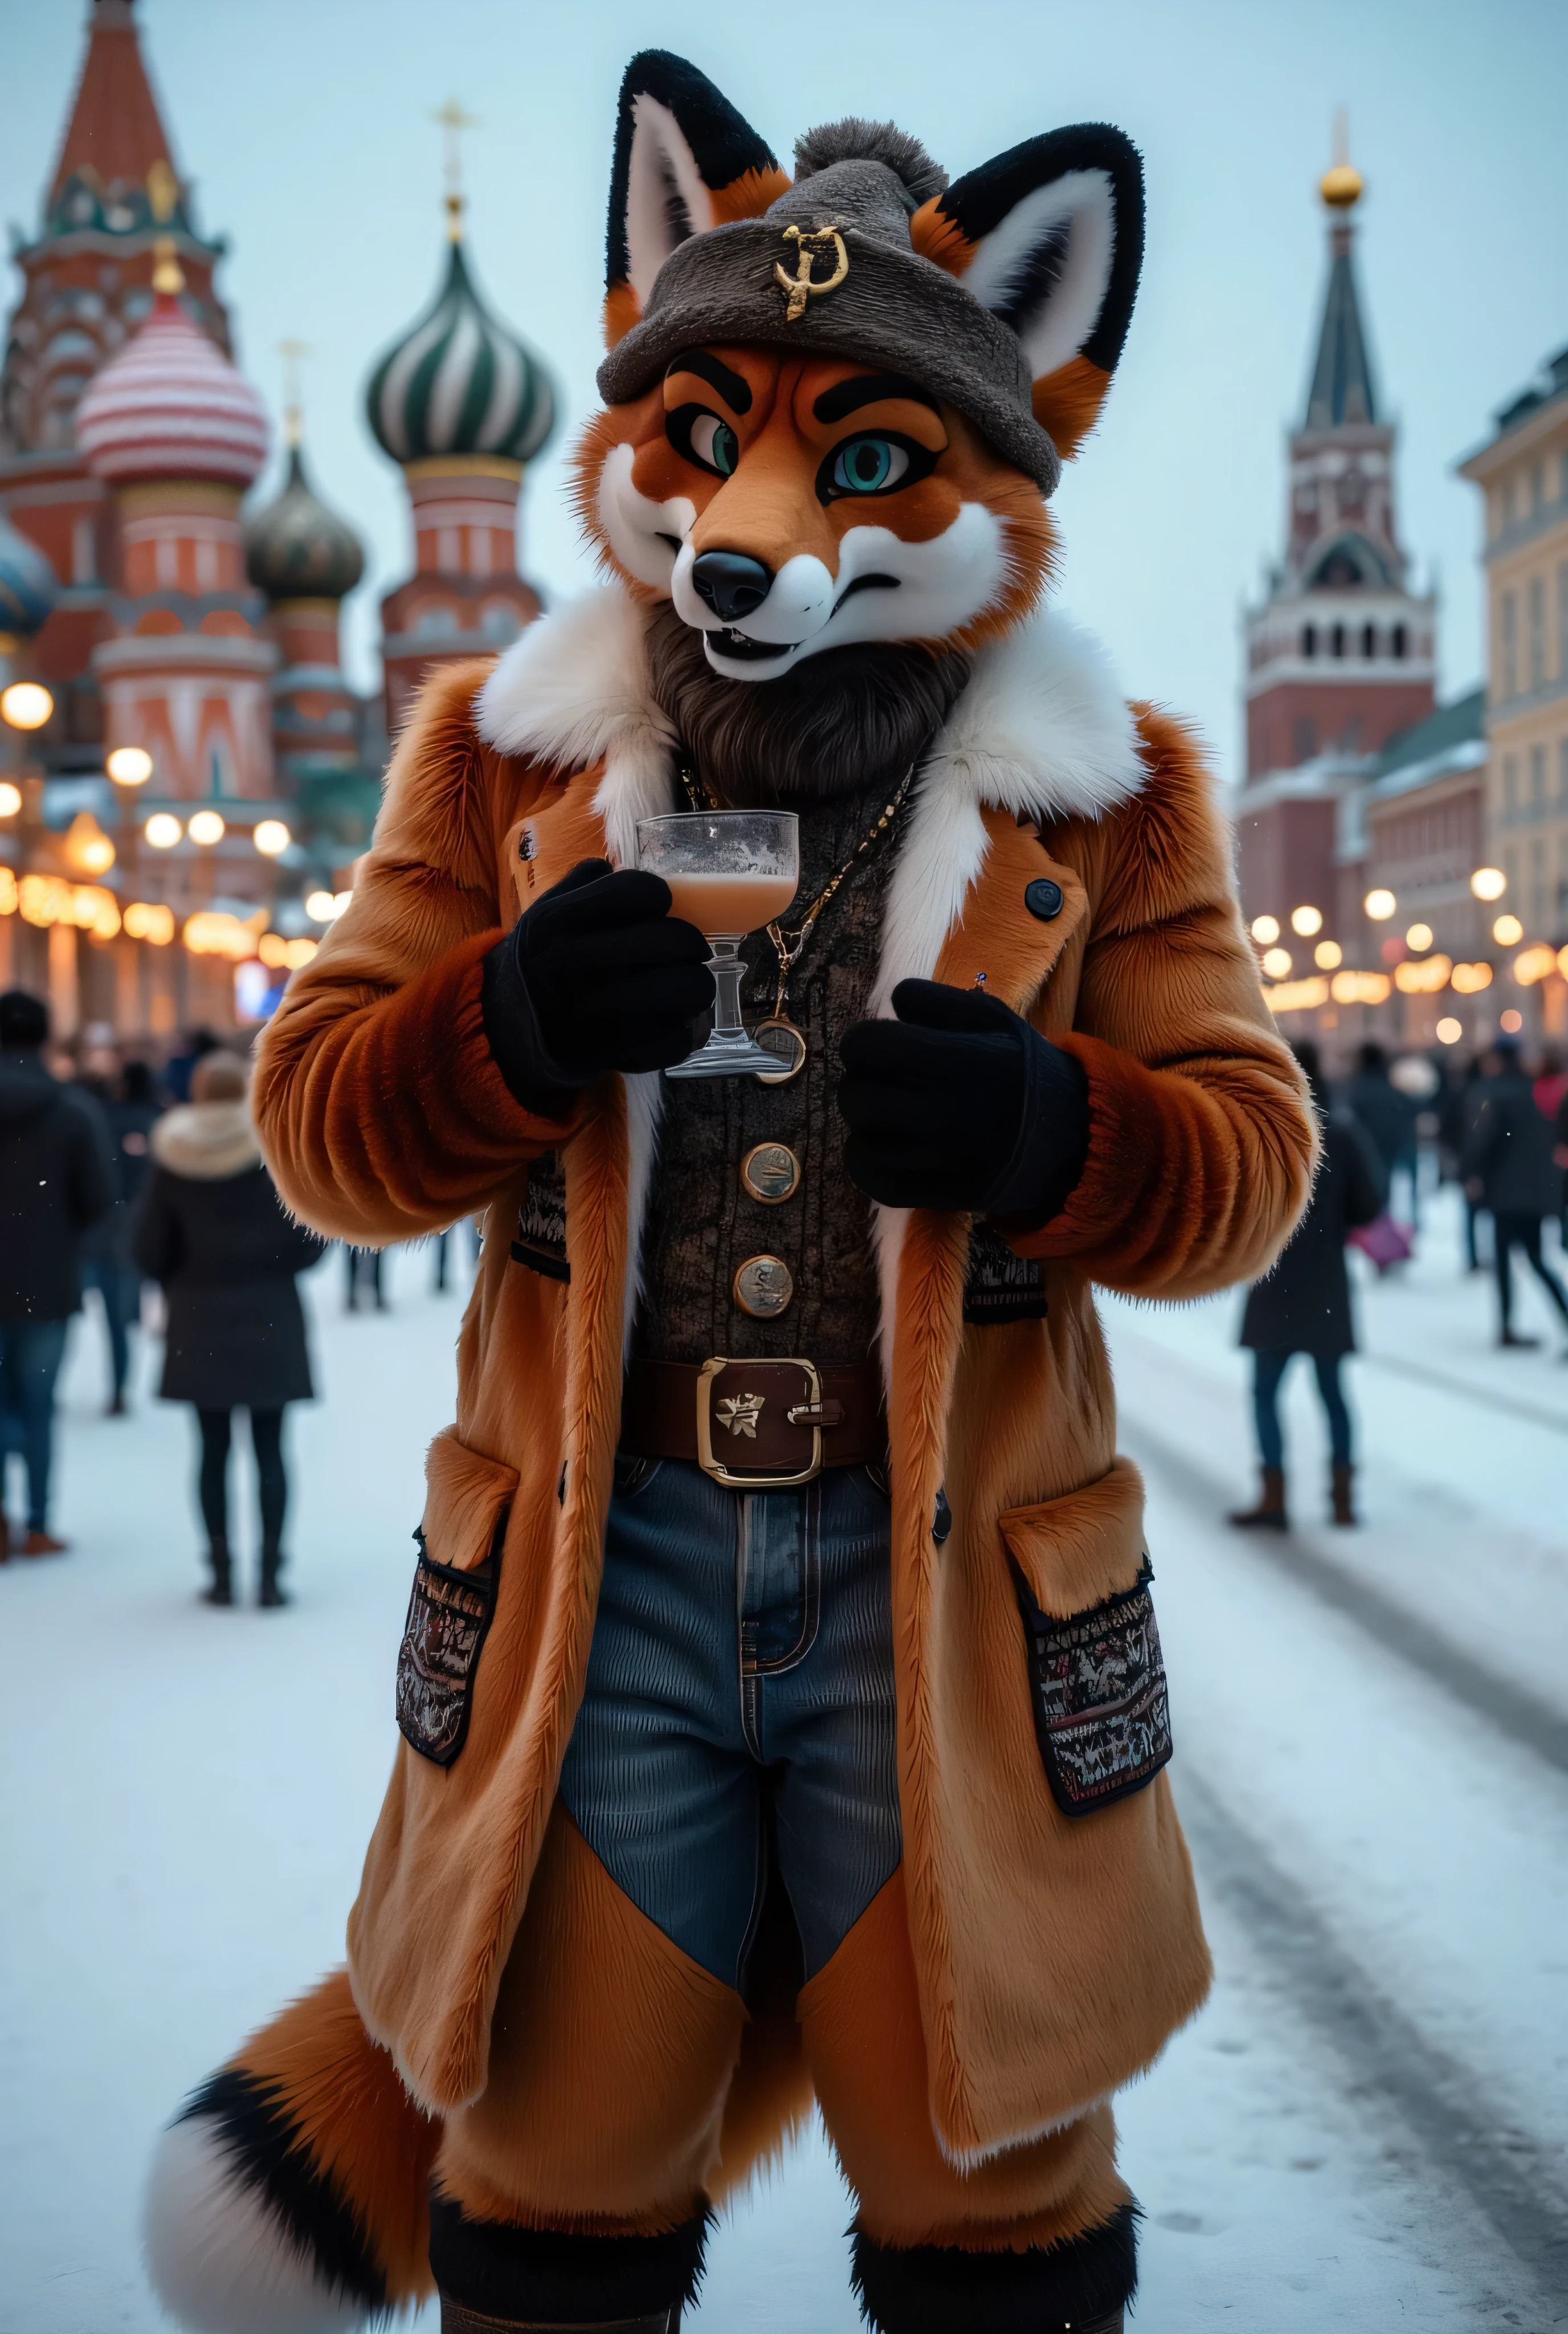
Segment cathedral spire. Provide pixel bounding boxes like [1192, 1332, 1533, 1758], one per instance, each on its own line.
[48, 0, 174, 217]
[1304, 118, 1377, 430]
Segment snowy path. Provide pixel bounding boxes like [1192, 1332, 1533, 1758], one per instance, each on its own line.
[2, 1194, 1565, 2330]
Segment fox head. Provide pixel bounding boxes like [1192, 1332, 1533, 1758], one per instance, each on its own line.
[575, 52, 1144, 685]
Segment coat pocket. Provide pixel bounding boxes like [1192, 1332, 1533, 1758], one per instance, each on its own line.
[395, 1429, 519, 1768]
[999, 1456, 1173, 1819]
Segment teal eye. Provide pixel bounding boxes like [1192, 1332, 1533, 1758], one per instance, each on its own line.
[689, 413, 739, 476]
[831, 436, 909, 494]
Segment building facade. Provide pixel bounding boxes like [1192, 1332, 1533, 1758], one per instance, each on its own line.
[0, 0, 556, 1043]
[1458, 348, 1568, 1041]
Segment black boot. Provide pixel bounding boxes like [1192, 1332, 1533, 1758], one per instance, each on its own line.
[258, 1543, 288, 1608]
[203, 1538, 233, 1607]
[851, 2205, 1137, 2334]
[429, 2199, 706, 2334]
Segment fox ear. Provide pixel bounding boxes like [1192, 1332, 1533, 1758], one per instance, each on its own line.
[605, 52, 790, 350]
[914, 127, 1144, 460]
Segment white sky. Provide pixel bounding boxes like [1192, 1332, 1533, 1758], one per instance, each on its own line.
[3, 0, 1566, 786]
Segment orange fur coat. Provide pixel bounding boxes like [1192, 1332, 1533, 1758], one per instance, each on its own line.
[254, 584, 1314, 2170]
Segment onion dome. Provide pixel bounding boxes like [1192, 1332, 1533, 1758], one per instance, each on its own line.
[76, 292, 270, 488]
[0, 508, 59, 639]
[365, 235, 555, 468]
[244, 440, 365, 602]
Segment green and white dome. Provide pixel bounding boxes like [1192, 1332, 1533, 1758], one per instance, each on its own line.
[365, 235, 556, 469]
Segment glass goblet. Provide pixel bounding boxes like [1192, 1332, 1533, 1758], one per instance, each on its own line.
[635, 809, 799, 1079]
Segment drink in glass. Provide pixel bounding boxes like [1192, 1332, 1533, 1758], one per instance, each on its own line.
[635, 810, 799, 1079]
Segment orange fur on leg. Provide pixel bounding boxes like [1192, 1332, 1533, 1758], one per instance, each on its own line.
[800, 1868, 1130, 2250]
[436, 1806, 749, 2233]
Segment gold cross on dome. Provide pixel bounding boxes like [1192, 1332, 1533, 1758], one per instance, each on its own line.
[277, 339, 308, 448]
[431, 98, 481, 238]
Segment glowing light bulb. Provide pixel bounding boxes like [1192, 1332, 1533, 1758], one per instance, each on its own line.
[254, 819, 290, 856]
[1314, 939, 1343, 969]
[1363, 889, 1396, 921]
[1291, 904, 1323, 937]
[1250, 914, 1280, 945]
[187, 810, 225, 846]
[1405, 923, 1434, 953]
[1435, 1018, 1463, 1046]
[145, 813, 182, 849]
[107, 746, 154, 785]
[1493, 913, 1523, 946]
[1469, 867, 1506, 902]
[1261, 946, 1293, 979]
[1, 681, 53, 731]
[0, 781, 21, 818]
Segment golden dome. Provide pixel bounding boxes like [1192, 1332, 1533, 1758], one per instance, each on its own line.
[1320, 160, 1363, 211]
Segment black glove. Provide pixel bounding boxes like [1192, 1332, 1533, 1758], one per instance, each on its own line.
[838, 978, 1089, 1225]
[481, 858, 711, 1114]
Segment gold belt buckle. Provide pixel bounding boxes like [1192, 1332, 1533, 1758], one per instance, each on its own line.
[696, 1356, 823, 1489]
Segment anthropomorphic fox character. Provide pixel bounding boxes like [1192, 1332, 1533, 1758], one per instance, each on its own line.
[146, 51, 1314, 2334]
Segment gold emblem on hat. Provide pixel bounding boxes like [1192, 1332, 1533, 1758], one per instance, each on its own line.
[775, 225, 849, 322]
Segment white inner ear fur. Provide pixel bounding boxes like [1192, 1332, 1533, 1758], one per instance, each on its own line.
[597, 440, 693, 594]
[625, 93, 717, 305]
[962, 168, 1115, 385]
[669, 504, 1012, 683]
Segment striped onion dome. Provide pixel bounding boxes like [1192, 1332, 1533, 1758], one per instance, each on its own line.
[365, 238, 556, 468]
[244, 444, 365, 602]
[76, 294, 270, 488]
[0, 507, 59, 639]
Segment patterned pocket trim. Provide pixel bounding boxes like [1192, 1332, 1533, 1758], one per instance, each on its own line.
[1013, 1565, 1173, 1818]
[395, 1521, 504, 1768]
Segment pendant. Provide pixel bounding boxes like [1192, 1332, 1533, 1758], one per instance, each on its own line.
[752, 1017, 807, 1085]
[741, 1141, 802, 1204]
[733, 1254, 795, 1319]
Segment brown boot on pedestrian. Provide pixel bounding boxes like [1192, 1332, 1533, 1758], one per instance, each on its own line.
[20, 1529, 68, 1557]
[1330, 1464, 1357, 1527]
[1227, 1466, 1288, 1531]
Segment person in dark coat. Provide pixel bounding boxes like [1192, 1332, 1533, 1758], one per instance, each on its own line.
[76, 1042, 162, 1414]
[0, 988, 116, 1556]
[133, 1051, 325, 1606]
[1342, 1039, 1420, 1225]
[1230, 1040, 1386, 1531]
[1461, 1037, 1568, 1352]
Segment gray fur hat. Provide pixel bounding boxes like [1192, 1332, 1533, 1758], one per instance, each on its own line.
[597, 55, 1146, 497]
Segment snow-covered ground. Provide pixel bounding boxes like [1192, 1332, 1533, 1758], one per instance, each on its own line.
[2, 1188, 1566, 2331]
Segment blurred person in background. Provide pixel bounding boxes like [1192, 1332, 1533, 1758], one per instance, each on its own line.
[1438, 1053, 1490, 1271]
[1342, 1038, 1420, 1226]
[0, 988, 115, 1557]
[1231, 1039, 1386, 1531]
[161, 1026, 220, 1106]
[133, 1051, 325, 1606]
[343, 1242, 387, 1312]
[1462, 1035, 1568, 1353]
[1533, 1045, 1568, 1245]
[75, 1035, 162, 1415]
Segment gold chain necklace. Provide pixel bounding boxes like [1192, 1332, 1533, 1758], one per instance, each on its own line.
[675, 757, 916, 1083]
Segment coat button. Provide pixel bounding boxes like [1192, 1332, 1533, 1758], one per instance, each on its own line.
[1024, 877, 1064, 921]
[932, 1487, 952, 1545]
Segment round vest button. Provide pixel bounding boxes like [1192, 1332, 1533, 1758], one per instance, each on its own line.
[1024, 876, 1064, 921]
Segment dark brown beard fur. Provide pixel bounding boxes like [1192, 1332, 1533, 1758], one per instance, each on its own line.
[646, 603, 969, 804]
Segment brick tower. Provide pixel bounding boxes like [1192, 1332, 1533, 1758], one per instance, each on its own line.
[1236, 134, 1436, 944]
[0, 0, 235, 772]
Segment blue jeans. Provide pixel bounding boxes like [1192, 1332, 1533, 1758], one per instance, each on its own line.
[558, 1456, 901, 1989]
[80, 1254, 139, 1398]
[0, 1318, 71, 1531]
[1252, 1348, 1352, 1471]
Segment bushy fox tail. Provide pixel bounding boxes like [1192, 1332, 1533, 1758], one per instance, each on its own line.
[145, 1966, 442, 2332]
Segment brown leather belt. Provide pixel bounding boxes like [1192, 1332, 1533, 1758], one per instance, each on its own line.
[620, 1356, 885, 1489]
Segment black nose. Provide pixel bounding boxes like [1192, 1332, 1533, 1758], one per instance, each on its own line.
[691, 550, 773, 625]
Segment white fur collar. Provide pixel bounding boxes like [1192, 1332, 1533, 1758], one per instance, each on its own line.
[474, 582, 1144, 859]
[475, 584, 1146, 1371]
